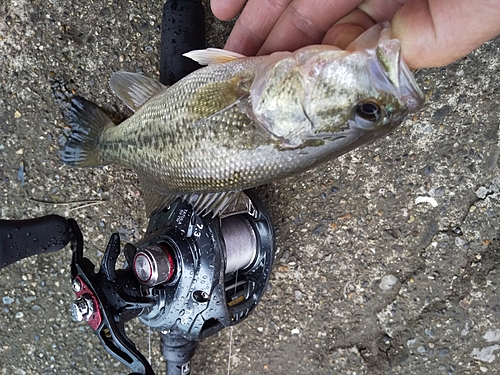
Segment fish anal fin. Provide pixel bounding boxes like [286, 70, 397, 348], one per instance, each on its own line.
[141, 180, 243, 219]
[186, 191, 241, 217]
[109, 72, 167, 112]
[141, 183, 177, 217]
[183, 48, 246, 66]
[181, 192, 242, 217]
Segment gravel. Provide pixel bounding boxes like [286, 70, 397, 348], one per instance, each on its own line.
[0, 1, 499, 374]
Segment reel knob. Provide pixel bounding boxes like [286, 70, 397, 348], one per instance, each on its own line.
[71, 294, 95, 322]
[133, 244, 175, 287]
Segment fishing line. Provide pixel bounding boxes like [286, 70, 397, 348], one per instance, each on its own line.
[221, 216, 257, 274]
[227, 326, 234, 375]
[148, 316, 151, 365]
[226, 266, 238, 375]
[221, 215, 258, 375]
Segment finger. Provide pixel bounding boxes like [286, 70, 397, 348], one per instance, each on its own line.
[258, 0, 364, 55]
[393, 0, 500, 69]
[224, 0, 293, 55]
[211, 0, 247, 21]
[323, 0, 406, 49]
[357, 0, 410, 23]
[322, 9, 376, 49]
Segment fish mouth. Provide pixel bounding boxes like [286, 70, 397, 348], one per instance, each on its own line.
[397, 61, 424, 112]
[369, 40, 424, 113]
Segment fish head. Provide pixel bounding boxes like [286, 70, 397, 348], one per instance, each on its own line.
[250, 23, 424, 148]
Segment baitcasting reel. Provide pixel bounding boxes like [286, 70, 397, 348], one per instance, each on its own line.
[69, 190, 275, 375]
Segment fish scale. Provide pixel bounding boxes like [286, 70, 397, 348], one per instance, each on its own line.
[62, 24, 423, 216]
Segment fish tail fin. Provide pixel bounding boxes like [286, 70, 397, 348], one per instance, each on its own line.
[62, 96, 114, 167]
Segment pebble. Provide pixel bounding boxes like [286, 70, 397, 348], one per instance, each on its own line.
[415, 196, 438, 207]
[357, 216, 367, 226]
[434, 187, 446, 197]
[438, 348, 450, 357]
[379, 275, 398, 291]
[407, 338, 417, 347]
[2, 296, 14, 305]
[422, 165, 435, 175]
[433, 105, 451, 120]
[484, 329, 500, 342]
[425, 328, 435, 337]
[312, 226, 323, 236]
[15, 312, 24, 319]
[476, 186, 490, 199]
[294, 290, 304, 300]
[471, 344, 500, 363]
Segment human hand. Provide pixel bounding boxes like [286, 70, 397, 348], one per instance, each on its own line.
[211, 0, 500, 69]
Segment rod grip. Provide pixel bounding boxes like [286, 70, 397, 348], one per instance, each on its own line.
[161, 333, 198, 375]
[0, 215, 70, 269]
[160, 0, 205, 86]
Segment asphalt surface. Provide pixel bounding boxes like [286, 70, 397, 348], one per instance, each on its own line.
[0, 1, 499, 375]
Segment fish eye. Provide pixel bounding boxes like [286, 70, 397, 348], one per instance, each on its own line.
[356, 100, 381, 121]
[353, 99, 384, 128]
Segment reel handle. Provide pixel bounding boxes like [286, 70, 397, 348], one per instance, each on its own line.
[0, 215, 70, 269]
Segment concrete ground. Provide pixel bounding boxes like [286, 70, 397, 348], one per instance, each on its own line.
[0, 1, 499, 374]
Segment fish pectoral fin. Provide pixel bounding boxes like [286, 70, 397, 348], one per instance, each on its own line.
[183, 48, 246, 66]
[191, 76, 252, 119]
[109, 72, 167, 112]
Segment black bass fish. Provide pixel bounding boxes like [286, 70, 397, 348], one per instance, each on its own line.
[62, 23, 424, 216]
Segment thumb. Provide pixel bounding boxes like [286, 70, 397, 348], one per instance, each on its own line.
[392, 0, 500, 69]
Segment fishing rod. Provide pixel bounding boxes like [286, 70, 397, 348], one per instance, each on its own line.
[0, 1, 276, 374]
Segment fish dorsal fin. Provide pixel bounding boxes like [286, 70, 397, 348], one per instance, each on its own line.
[109, 72, 167, 112]
[183, 48, 246, 66]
